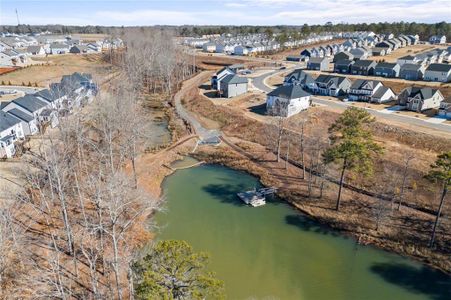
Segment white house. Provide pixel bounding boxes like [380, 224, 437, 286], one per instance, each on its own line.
[370, 86, 396, 104]
[50, 43, 70, 54]
[0, 111, 25, 158]
[2, 95, 50, 132]
[266, 85, 312, 117]
[424, 64, 451, 83]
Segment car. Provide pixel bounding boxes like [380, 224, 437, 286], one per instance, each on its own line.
[341, 98, 349, 102]
[280, 66, 287, 70]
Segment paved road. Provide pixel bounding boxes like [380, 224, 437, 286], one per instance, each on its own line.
[0, 86, 43, 94]
[174, 72, 221, 141]
[251, 68, 451, 133]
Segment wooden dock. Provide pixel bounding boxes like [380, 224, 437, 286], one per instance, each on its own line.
[237, 187, 277, 207]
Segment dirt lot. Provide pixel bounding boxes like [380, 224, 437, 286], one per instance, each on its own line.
[0, 53, 114, 87]
[368, 44, 449, 63]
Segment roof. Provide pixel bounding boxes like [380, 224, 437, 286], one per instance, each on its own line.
[35, 88, 64, 102]
[221, 74, 248, 85]
[27, 45, 42, 53]
[315, 74, 349, 86]
[50, 43, 69, 49]
[335, 59, 354, 66]
[426, 63, 451, 72]
[350, 79, 381, 90]
[399, 55, 416, 60]
[6, 108, 34, 122]
[11, 95, 48, 113]
[402, 87, 441, 100]
[375, 62, 399, 69]
[400, 63, 423, 71]
[308, 57, 328, 64]
[285, 69, 315, 85]
[352, 60, 376, 68]
[372, 86, 392, 99]
[0, 111, 21, 132]
[268, 85, 311, 99]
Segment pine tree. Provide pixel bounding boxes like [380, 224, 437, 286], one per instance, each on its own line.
[425, 151, 451, 248]
[323, 107, 383, 211]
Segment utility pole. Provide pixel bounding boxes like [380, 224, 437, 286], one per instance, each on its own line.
[16, 9, 21, 26]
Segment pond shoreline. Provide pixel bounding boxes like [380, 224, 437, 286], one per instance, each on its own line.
[187, 146, 451, 275]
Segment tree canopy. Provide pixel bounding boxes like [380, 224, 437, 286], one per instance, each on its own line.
[134, 240, 224, 300]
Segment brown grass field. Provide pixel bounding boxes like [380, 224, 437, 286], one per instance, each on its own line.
[0, 54, 114, 87]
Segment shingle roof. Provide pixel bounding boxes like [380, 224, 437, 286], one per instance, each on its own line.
[402, 87, 441, 99]
[350, 79, 381, 90]
[426, 63, 451, 72]
[372, 86, 392, 99]
[400, 63, 423, 71]
[352, 60, 376, 67]
[285, 69, 315, 85]
[0, 111, 21, 132]
[375, 62, 399, 69]
[12, 95, 48, 113]
[335, 59, 354, 66]
[27, 45, 42, 53]
[268, 85, 311, 99]
[7, 108, 34, 122]
[221, 74, 248, 85]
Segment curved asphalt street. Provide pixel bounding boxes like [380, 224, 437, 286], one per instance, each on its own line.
[251, 68, 451, 133]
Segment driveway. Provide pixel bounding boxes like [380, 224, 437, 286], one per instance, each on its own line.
[252, 68, 451, 133]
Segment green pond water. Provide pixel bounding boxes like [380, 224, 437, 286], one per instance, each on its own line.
[155, 164, 450, 300]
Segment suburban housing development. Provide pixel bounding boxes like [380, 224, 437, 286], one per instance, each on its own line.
[0, 72, 96, 157]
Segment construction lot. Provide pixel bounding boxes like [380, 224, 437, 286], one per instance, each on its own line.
[367, 43, 449, 63]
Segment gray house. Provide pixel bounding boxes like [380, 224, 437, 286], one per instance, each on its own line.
[283, 69, 316, 90]
[312, 75, 351, 96]
[374, 62, 400, 78]
[350, 60, 377, 75]
[307, 57, 330, 71]
[334, 59, 354, 74]
[219, 75, 248, 98]
[333, 51, 354, 63]
[399, 63, 425, 80]
[398, 87, 444, 112]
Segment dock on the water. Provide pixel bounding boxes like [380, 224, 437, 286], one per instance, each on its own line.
[237, 187, 277, 207]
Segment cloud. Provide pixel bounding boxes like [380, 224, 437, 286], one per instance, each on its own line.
[224, 3, 248, 8]
[95, 9, 198, 25]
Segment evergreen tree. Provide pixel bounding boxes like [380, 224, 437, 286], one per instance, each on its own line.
[323, 107, 383, 210]
[425, 152, 451, 248]
[134, 240, 224, 300]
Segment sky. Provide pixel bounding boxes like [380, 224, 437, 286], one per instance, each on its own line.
[0, 0, 450, 26]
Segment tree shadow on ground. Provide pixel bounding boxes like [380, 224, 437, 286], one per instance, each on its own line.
[249, 103, 267, 115]
[370, 262, 451, 300]
[202, 183, 248, 206]
[285, 214, 341, 237]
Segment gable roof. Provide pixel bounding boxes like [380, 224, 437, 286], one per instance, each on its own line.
[350, 79, 381, 90]
[27, 45, 43, 53]
[221, 74, 248, 85]
[6, 108, 34, 122]
[400, 63, 424, 71]
[352, 60, 376, 68]
[426, 63, 451, 72]
[335, 59, 354, 66]
[0, 111, 21, 132]
[285, 69, 315, 85]
[372, 86, 393, 99]
[402, 87, 442, 100]
[315, 74, 349, 86]
[11, 95, 48, 113]
[375, 62, 399, 69]
[268, 85, 311, 99]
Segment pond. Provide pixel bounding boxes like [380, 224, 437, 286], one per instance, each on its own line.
[155, 164, 450, 300]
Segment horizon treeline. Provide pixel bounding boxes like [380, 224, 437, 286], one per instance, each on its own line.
[0, 21, 449, 40]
